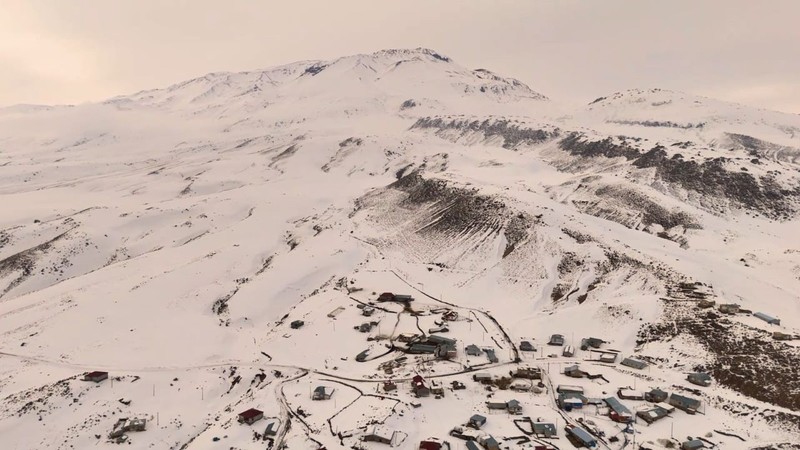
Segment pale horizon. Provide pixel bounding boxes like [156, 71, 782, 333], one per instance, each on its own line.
[2, 0, 799, 114]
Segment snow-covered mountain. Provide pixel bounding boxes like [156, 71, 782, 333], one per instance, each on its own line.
[1, 48, 799, 450]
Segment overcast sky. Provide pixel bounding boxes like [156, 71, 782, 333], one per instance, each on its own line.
[2, 0, 799, 113]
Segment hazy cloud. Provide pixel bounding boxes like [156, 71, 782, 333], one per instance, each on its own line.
[1, 0, 798, 113]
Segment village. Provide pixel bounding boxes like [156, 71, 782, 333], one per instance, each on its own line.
[70, 272, 791, 450]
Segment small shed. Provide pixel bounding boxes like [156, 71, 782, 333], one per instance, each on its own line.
[83, 371, 109, 383]
[620, 357, 648, 370]
[512, 367, 541, 380]
[290, 320, 304, 329]
[362, 306, 375, 316]
[359, 322, 373, 333]
[383, 381, 397, 392]
[468, 414, 487, 429]
[238, 408, 264, 425]
[562, 345, 575, 357]
[754, 312, 780, 325]
[484, 348, 499, 363]
[520, 341, 535, 352]
[487, 401, 507, 410]
[687, 372, 712, 387]
[682, 439, 705, 450]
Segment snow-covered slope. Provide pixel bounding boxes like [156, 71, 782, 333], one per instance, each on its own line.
[1, 49, 799, 450]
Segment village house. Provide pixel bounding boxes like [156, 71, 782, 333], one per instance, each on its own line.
[383, 381, 397, 392]
[773, 331, 794, 340]
[637, 405, 670, 424]
[487, 401, 507, 411]
[532, 422, 557, 438]
[473, 373, 492, 383]
[558, 393, 587, 410]
[580, 337, 604, 350]
[237, 408, 264, 425]
[604, 397, 633, 423]
[465, 344, 483, 356]
[412, 375, 431, 397]
[669, 393, 701, 414]
[562, 345, 575, 357]
[290, 320, 304, 329]
[466, 441, 481, 450]
[566, 425, 597, 448]
[718, 303, 740, 314]
[468, 414, 487, 429]
[264, 420, 280, 437]
[617, 388, 644, 401]
[754, 312, 780, 325]
[557, 385, 584, 395]
[510, 379, 532, 392]
[506, 399, 522, 414]
[597, 352, 617, 363]
[512, 367, 542, 380]
[419, 440, 446, 450]
[363, 425, 396, 445]
[697, 299, 715, 309]
[377, 292, 414, 303]
[548, 334, 565, 346]
[479, 435, 501, 450]
[564, 365, 585, 378]
[520, 341, 535, 352]
[620, 357, 647, 370]
[687, 372, 712, 387]
[312, 386, 334, 400]
[644, 388, 669, 403]
[409, 343, 438, 354]
[83, 371, 109, 383]
[436, 342, 458, 360]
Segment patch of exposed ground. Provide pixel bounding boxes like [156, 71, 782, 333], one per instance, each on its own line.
[411, 117, 560, 149]
[638, 297, 800, 429]
[559, 134, 800, 219]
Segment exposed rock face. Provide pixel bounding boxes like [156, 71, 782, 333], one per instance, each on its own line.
[412, 117, 560, 149]
[559, 134, 800, 219]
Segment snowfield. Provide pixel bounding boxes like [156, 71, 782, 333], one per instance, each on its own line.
[1, 48, 799, 450]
